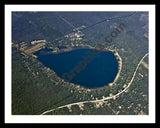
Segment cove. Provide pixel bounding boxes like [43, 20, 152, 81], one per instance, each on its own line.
[34, 48, 119, 89]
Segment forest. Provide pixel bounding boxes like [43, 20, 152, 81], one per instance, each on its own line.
[12, 11, 148, 115]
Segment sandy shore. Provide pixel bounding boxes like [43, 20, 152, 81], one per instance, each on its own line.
[108, 50, 122, 87]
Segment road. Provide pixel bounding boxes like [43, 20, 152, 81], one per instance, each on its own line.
[40, 53, 149, 115]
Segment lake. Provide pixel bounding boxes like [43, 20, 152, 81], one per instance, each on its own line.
[34, 48, 118, 88]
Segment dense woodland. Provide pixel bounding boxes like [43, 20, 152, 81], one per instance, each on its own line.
[12, 12, 148, 115]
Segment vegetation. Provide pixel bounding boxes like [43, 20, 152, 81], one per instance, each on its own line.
[12, 12, 148, 115]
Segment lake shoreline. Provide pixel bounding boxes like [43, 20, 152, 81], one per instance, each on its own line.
[50, 45, 115, 54]
[34, 45, 122, 90]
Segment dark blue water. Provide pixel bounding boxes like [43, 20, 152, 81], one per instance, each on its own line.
[34, 48, 118, 88]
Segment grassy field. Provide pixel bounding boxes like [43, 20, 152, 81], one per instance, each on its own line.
[24, 43, 45, 55]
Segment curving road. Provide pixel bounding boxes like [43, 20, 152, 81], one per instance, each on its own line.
[41, 53, 149, 115]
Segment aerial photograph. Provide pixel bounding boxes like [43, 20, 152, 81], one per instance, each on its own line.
[11, 10, 149, 116]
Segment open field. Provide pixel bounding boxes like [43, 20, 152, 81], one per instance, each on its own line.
[24, 43, 45, 55]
